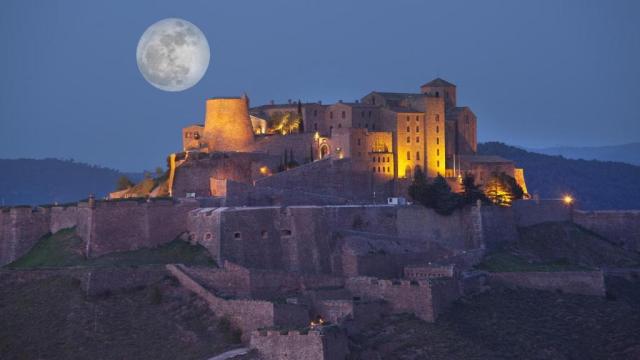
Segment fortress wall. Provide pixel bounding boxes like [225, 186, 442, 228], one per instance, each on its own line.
[250, 328, 349, 360]
[480, 205, 518, 248]
[84, 199, 197, 257]
[489, 271, 606, 297]
[49, 205, 79, 233]
[180, 262, 251, 298]
[255, 158, 381, 201]
[81, 265, 168, 296]
[324, 205, 398, 235]
[346, 277, 446, 322]
[396, 206, 480, 250]
[167, 264, 309, 342]
[0, 207, 51, 266]
[573, 210, 640, 252]
[512, 199, 571, 227]
[187, 208, 223, 263]
[242, 133, 317, 164]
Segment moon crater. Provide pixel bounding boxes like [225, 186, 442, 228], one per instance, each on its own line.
[136, 18, 210, 92]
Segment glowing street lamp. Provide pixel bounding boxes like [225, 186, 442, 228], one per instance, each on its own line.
[563, 195, 574, 205]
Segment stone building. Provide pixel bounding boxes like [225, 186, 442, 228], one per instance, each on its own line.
[175, 77, 527, 200]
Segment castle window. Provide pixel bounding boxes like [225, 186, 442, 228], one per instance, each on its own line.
[416, 137, 420, 143]
[406, 136, 410, 143]
[194, 133, 200, 139]
[372, 98, 376, 105]
[314, 109, 318, 117]
[416, 126, 420, 132]
[416, 116, 419, 121]
[382, 157, 386, 163]
[407, 151, 411, 160]
[378, 166, 381, 172]
[436, 137, 440, 145]
[357, 138, 361, 146]
[406, 116, 410, 122]
[234, 232, 241, 240]
[205, 232, 212, 240]
[261, 230, 268, 239]
[281, 229, 292, 237]
[436, 126, 439, 133]
[341, 111, 346, 119]
[368, 111, 372, 118]
[387, 167, 390, 172]
[372, 167, 376, 172]
[436, 114, 440, 122]
[406, 126, 410, 132]
[435, 91, 440, 97]
[437, 160, 440, 167]
[416, 151, 420, 160]
[437, 149, 439, 156]
[338, 123, 342, 128]
[330, 112, 333, 119]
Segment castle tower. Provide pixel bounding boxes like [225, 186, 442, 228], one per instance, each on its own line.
[424, 95, 446, 178]
[203, 95, 255, 152]
[420, 78, 456, 111]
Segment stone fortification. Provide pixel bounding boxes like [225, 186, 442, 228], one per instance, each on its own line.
[488, 270, 606, 297]
[574, 210, 640, 252]
[166, 264, 309, 341]
[0, 206, 50, 266]
[250, 326, 349, 360]
[345, 276, 460, 322]
[203, 96, 255, 152]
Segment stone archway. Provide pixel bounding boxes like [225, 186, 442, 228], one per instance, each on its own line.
[320, 144, 330, 159]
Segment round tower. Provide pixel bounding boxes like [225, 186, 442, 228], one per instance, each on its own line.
[203, 95, 255, 152]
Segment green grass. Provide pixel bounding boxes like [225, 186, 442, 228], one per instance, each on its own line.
[7, 228, 216, 269]
[475, 251, 592, 272]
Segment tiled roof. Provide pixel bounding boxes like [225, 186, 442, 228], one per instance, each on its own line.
[421, 78, 456, 88]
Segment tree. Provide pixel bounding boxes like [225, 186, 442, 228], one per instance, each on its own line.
[116, 176, 134, 191]
[484, 172, 524, 207]
[461, 173, 488, 205]
[408, 171, 462, 215]
[269, 111, 301, 135]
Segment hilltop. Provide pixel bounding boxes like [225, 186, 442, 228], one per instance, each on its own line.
[0, 159, 142, 206]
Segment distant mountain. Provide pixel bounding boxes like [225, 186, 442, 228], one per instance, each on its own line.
[531, 143, 640, 166]
[479, 142, 640, 210]
[0, 159, 142, 206]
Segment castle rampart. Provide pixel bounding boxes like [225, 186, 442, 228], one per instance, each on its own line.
[250, 326, 349, 360]
[574, 210, 640, 252]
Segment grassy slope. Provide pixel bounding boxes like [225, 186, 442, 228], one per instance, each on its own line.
[7, 228, 216, 269]
[476, 222, 640, 272]
[350, 281, 640, 360]
[0, 275, 241, 360]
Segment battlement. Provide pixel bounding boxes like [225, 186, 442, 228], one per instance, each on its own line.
[250, 325, 349, 360]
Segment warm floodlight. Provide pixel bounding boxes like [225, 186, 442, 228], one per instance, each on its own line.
[563, 195, 574, 205]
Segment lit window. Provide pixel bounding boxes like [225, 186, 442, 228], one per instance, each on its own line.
[407, 151, 411, 160]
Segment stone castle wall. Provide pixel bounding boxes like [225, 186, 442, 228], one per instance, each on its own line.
[574, 210, 640, 252]
[345, 276, 459, 322]
[250, 327, 349, 360]
[167, 264, 309, 341]
[488, 270, 606, 297]
[0, 207, 51, 266]
[77, 199, 198, 258]
[512, 199, 572, 227]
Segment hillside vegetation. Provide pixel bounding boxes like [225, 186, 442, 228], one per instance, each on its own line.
[0, 158, 142, 206]
[478, 142, 640, 210]
[6, 228, 215, 269]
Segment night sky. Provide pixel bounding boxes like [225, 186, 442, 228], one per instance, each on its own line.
[1, 0, 638, 171]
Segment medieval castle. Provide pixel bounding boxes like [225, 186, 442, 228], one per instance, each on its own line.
[2, 78, 638, 359]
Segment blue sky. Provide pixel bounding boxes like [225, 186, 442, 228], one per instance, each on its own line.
[1, 0, 639, 171]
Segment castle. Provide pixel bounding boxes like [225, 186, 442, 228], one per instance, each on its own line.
[148, 78, 527, 203]
[7, 78, 637, 359]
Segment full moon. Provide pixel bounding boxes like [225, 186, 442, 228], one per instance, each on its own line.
[136, 18, 210, 92]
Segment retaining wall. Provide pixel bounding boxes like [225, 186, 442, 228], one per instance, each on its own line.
[574, 210, 640, 252]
